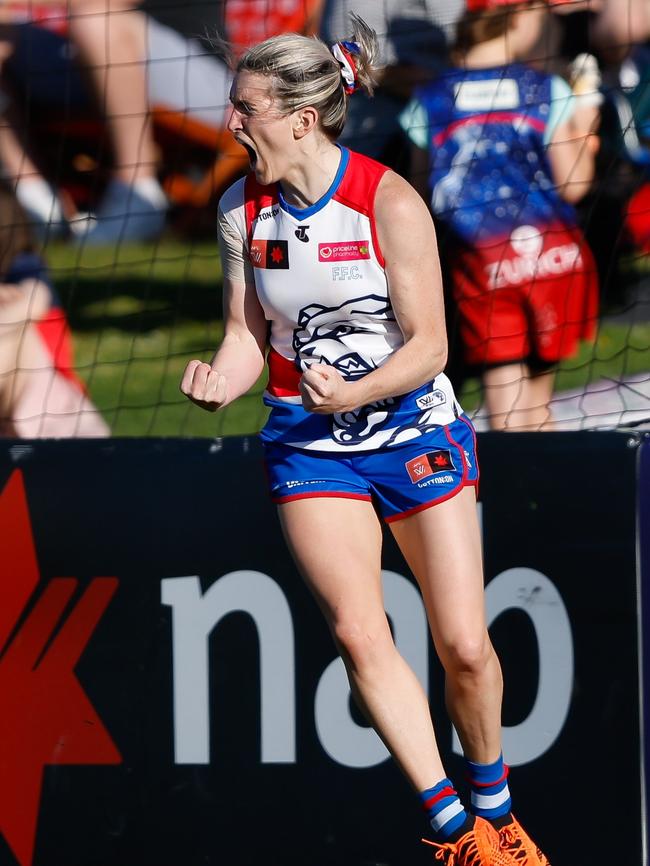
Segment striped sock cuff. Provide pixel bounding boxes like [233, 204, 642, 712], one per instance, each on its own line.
[420, 779, 469, 839]
[466, 755, 512, 819]
[471, 785, 512, 818]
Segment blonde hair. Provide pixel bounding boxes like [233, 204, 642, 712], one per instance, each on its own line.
[236, 14, 381, 140]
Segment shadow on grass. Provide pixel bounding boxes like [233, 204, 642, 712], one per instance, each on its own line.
[54, 277, 225, 332]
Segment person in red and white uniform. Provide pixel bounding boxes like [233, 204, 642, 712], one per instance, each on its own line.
[181, 16, 550, 866]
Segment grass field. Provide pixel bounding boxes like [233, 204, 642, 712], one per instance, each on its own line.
[48, 239, 650, 437]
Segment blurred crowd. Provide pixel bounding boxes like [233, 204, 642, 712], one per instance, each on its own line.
[0, 0, 648, 434]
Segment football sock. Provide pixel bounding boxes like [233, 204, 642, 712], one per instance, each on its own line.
[132, 177, 168, 209]
[420, 778, 474, 842]
[466, 753, 512, 826]
[15, 178, 63, 225]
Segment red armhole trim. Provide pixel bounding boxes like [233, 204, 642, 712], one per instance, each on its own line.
[369, 175, 386, 270]
[244, 174, 278, 248]
[333, 151, 388, 269]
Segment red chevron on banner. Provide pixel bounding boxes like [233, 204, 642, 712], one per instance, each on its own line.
[0, 470, 121, 866]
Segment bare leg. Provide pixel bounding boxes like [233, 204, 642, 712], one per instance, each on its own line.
[482, 363, 555, 430]
[0, 281, 109, 437]
[0, 293, 31, 429]
[521, 367, 555, 430]
[66, 1, 166, 241]
[279, 496, 447, 790]
[0, 40, 67, 228]
[390, 487, 503, 764]
[0, 107, 38, 183]
[68, 0, 155, 184]
[0, 39, 27, 182]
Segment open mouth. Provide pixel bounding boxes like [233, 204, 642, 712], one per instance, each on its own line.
[240, 141, 257, 168]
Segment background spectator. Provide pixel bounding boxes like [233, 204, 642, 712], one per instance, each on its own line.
[169, 0, 326, 211]
[320, 0, 463, 167]
[0, 182, 109, 434]
[401, 0, 601, 429]
[0, 0, 169, 243]
[223, 0, 323, 56]
[0, 0, 329, 242]
[554, 0, 650, 300]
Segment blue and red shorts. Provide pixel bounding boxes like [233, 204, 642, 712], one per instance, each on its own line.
[263, 415, 479, 523]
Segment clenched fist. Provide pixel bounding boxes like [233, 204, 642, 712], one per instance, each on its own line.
[180, 360, 228, 412]
[299, 364, 354, 414]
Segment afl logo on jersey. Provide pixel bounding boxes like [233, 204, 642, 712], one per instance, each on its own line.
[249, 239, 290, 269]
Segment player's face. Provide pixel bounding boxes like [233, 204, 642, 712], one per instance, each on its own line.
[228, 71, 295, 185]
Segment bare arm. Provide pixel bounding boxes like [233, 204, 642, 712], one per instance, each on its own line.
[300, 171, 448, 413]
[180, 211, 267, 412]
[547, 105, 600, 204]
[180, 276, 267, 412]
[0, 278, 53, 420]
[0, 278, 52, 322]
[590, 0, 650, 62]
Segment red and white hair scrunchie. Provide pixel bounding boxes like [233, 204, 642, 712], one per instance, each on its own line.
[331, 40, 361, 95]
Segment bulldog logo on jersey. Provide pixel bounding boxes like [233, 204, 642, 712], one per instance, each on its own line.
[291, 294, 448, 447]
[292, 294, 394, 380]
[249, 239, 289, 269]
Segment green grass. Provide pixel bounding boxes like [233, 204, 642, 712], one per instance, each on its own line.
[48, 239, 270, 436]
[45, 239, 650, 436]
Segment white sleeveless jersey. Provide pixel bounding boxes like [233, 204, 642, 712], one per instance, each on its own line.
[219, 146, 461, 452]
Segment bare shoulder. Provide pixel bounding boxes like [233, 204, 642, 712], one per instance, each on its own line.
[376, 170, 426, 208]
[375, 170, 436, 249]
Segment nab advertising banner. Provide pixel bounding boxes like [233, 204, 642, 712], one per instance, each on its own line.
[0, 432, 646, 866]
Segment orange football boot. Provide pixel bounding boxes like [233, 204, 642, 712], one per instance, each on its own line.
[498, 816, 551, 865]
[423, 816, 518, 865]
